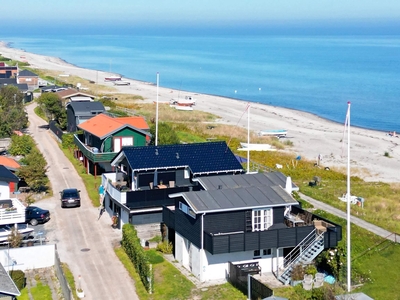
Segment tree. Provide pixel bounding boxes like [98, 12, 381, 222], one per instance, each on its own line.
[7, 226, 22, 248]
[0, 86, 28, 137]
[149, 122, 179, 145]
[17, 148, 49, 191]
[8, 134, 35, 156]
[37, 92, 67, 128]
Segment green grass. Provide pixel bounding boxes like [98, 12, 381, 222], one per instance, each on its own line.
[62, 263, 79, 300]
[29, 281, 52, 300]
[17, 288, 29, 300]
[115, 247, 246, 300]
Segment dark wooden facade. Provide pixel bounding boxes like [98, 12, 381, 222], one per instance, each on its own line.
[163, 199, 342, 255]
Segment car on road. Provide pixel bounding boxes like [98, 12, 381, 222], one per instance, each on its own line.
[60, 188, 81, 208]
[25, 206, 51, 226]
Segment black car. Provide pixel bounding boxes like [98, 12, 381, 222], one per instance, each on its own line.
[25, 206, 50, 226]
[60, 188, 81, 208]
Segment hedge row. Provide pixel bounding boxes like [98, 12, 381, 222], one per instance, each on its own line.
[121, 224, 154, 293]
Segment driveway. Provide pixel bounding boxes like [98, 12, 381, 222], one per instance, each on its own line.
[26, 103, 139, 299]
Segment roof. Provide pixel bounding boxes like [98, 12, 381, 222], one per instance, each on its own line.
[67, 101, 105, 116]
[0, 157, 20, 171]
[115, 117, 150, 130]
[335, 293, 374, 300]
[111, 141, 245, 175]
[77, 113, 150, 139]
[56, 88, 95, 99]
[18, 69, 38, 77]
[0, 262, 20, 297]
[0, 165, 18, 183]
[195, 172, 299, 192]
[171, 184, 298, 214]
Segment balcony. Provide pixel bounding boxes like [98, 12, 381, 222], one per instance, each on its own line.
[74, 134, 117, 163]
[102, 173, 200, 210]
[0, 198, 26, 225]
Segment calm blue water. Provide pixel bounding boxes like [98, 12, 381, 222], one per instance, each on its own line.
[1, 30, 400, 132]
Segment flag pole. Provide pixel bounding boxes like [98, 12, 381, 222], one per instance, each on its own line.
[247, 104, 250, 174]
[155, 72, 159, 146]
[346, 101, 351, 292]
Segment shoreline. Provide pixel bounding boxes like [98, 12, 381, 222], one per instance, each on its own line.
[1, 41, 399, 183]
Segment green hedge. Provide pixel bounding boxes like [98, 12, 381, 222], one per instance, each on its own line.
[121, 224, 154, 293]
[9, 270, 25, 290]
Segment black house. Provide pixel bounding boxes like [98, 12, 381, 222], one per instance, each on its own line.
[101, 141, 245, 226]
[66, 101, 105, 132]
[162, 172, 342, 284]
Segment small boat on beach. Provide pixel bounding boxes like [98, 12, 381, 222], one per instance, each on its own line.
[0, 223, 34, 243]
[114, 81, 130, 86]
[174, 105, 193, 111]
[258, 129, 287, 138]
[238, 142, 276, 151]
[170, 96, 196, 107]
[105, 76, 122, 82]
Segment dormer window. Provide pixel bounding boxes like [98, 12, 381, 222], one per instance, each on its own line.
[252, 208, 273, 231]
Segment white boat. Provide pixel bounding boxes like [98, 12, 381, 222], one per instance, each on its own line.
[258, 129, 287, 138]
[175, 105, 193, 111]
[238, 142, 276, 151]
[170, 96, 196, 106]
[114, 81, 130, 86]
[0, 223, 34, 243]
[338, 193, 364, 206]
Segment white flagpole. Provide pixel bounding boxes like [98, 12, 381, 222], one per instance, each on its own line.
[155, 72, 159, 146]
[247, 104, 250, 174]
[346, 101, 351, 292]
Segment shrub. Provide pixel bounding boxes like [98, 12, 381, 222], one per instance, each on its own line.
[156, 241, 173, 254]
[9, 270, 25, 290]
[291, 264, 305, 281]
[121, 224, 153, 293]
[305, 264, 318, 277]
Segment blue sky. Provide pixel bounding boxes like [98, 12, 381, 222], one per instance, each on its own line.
[4, 1, 400, 30]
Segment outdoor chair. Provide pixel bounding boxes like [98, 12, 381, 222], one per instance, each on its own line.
[303, 274, 313, 290]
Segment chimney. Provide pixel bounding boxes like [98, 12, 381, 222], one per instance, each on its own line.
[285, 176, 292, 194]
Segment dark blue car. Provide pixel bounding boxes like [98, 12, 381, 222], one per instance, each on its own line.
[25, 206, 50, 226]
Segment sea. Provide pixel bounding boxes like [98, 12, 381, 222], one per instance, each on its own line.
[1, 27, 400, 132]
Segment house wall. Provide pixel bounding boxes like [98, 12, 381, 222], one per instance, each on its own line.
[18, 76, 39, 90]
[0, 181, 10, 199]
[103, 128, 147, 152]
[66, 107, 77, 132]
[175, 207, 202, 249]
[204, 210, 246, 233]
[176, 232, 283, 282]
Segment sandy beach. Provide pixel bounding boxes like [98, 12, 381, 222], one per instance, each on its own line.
[1, 41, 399, 183]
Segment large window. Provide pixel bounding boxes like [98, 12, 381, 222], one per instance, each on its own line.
[252, 208, 273, 231]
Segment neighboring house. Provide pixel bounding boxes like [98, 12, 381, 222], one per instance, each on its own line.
[0, 157, 20, 173]
[17, 69, 39, 90]
[0, 62, 17, 79]
[55, 88, 95, 105]
[163, 172, 342, 284]
[74, 113, 151, 176]
[66, 101, 106, 132]
[0, 165, 19, 196]
[0, 78, 33, 103]
[0, 262, 21, 299]
[101, 141, 245, 227]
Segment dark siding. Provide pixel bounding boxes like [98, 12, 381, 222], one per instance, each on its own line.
[244, 233, 259, 251]
[131, 212, 162, 225]
[204, 211, 245, 234]
[175, 169, 191, 186]
[175, 209, 202, 248]
[229, 234, 245, 252]
[273, 206, 285, 224]
[212, 236, 229, 254]
[66, 106, 76, 132]
[259, 230, 278, 249]
[278, 228, 297, 248]
[162, 207, 175, 229]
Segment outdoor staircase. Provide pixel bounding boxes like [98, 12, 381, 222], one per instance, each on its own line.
[276, 229, 325, 285]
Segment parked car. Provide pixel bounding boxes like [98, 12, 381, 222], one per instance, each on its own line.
[60, 188, 81, 208]
[25, 206, 50, 226]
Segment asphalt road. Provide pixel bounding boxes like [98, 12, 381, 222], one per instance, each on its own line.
[26, 103, 139, 300]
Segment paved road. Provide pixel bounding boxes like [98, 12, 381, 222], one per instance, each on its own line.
[300, 193, 398, 243]
[26, 103, 139, 300]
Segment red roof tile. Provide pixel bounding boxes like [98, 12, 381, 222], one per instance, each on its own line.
[0, 157, 20, 170]
[78, 114, 149, 139]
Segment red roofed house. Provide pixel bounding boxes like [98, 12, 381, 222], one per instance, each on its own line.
[74, 113, 151, 176]
[0, 157, 20, 193]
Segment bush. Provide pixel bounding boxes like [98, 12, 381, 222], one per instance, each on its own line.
[121, 224, 154, 293]
[9, 270, 25, 290]
[156, 241, 173, 254]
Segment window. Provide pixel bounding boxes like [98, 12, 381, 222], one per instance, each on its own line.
[263, 249, 272, 256]
[253, 250, 260, 257]
[179, 202, 196, 219]
[252, 208, 273, 231]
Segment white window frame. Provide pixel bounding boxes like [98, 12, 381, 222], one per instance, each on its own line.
[252, 208, 273, 231]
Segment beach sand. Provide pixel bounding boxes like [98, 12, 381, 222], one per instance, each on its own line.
[1, 41, 399, 183]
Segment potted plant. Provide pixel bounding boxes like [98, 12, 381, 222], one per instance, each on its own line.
[290, 264, 305, 286]
[111, 214, 118, 229]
